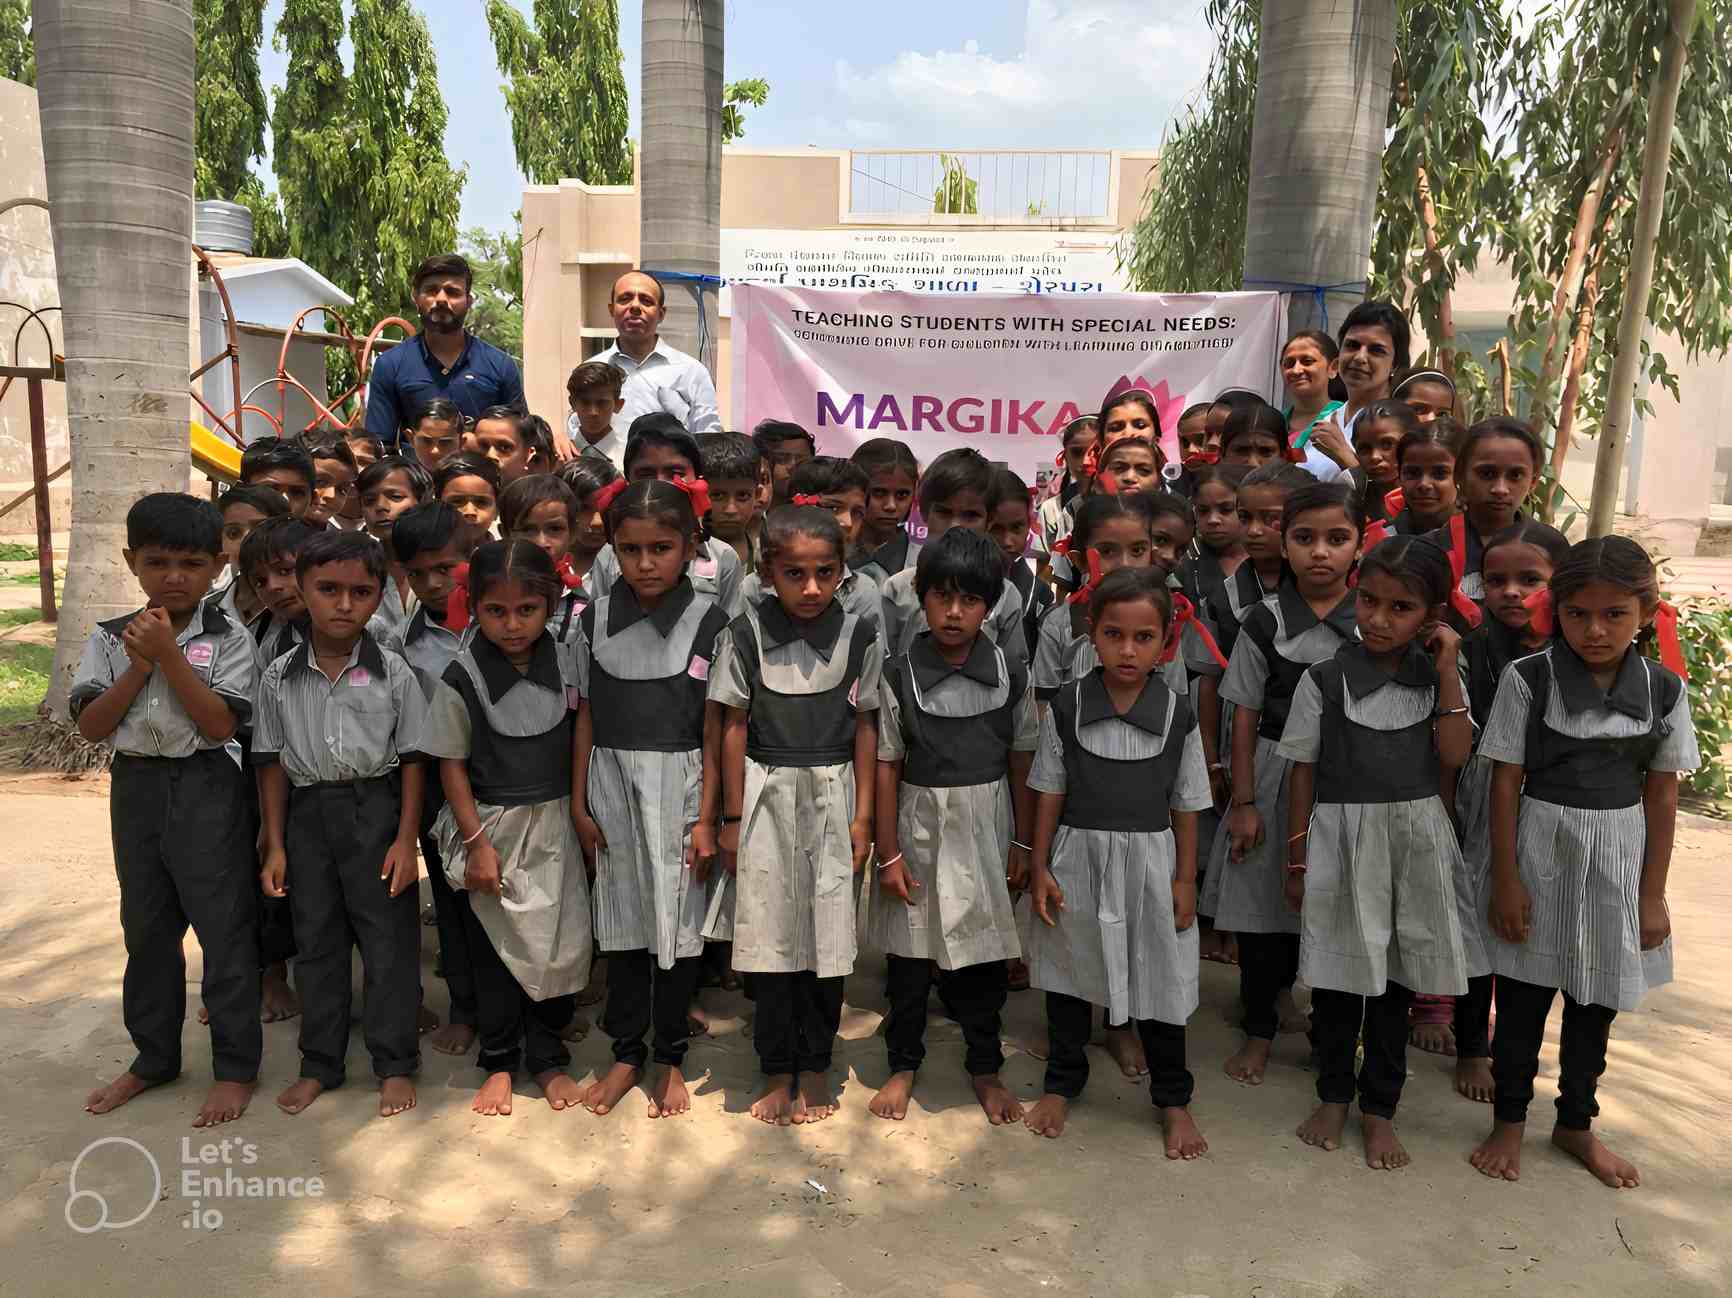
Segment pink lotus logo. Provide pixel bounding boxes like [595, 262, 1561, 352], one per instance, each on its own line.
[1103, 375, 1188, 435]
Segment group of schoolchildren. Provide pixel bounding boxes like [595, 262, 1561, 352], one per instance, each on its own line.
[77, 306, 1693, 1190]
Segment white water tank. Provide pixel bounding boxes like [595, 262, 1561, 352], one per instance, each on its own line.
[195, 200, 254, 255]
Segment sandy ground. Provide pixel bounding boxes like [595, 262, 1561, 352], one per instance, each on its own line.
[0, 774, 1728, 1298]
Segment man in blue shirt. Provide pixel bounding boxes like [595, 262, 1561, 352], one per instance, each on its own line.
[364, 254, 525, 451]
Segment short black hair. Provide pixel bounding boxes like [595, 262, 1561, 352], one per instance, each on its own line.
[217, 482, 292, 522]
[789, 455, 869, 500]
[1338, 300, 1413, 373]
[761, 503, 845, 567]
[433, 451, 502, 498]
[343, 428, 385, 460]
[567, 360, 626, 401]
[917, 447, 992, 515]
[304, 437, 358, 472]
[412, 252, 472, 293]
[408, 397, 466, 433]
[390, 501, 488, 565]
[239, 437, 314, 489]
[697, 431, 762, 484]
[358, 454, 434, 501]
[624, 413, 704, 477]
[126, 492, 222, 555]
[751, 419, 816, 456]
[555, 456, 623, 505]
[500, 473, 578, 535]
[474, 405, 544, 460]
[914, 526, 1004, 605]
[985, 466, 1031, 514]
[851, 437, 919, 479]
[1088, 566, 1172, 630]
[240, 516, 321, 577]
[295, 528, 388, 583]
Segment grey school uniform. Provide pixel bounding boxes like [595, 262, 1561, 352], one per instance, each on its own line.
[251, 610, 306, 670]
[366, 577, 415, 643]
[703, 597, 883, 976]
[858, 634, 1038, 969]
[852, 529, 919, 589]
[575, 578, 729, 964]
[737, 565, 882, 634]
[419, 634, 594, 1000]
[881, 562, 1028, 670]
[1209, 584, 1358, 935]
[388, 605, 470, 700]
[1476, 643, 1698, 1010]
[1031, 600, 1188, 708]
[1278, 643, 1469, 997]
[586, 536, 743, 617]
[1024, 671, 1213, 1025]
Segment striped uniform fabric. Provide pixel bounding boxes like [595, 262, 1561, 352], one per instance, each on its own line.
[388, 606, 469, 701]
[1023, 676, 1213, 1025]
[1476, 647, 1699, 1010]
[251, 613, 305, 672]
[365, 577, 416, 644]
[881, 563, 1028, 670]
[1031, 603, 1188, 706]
[251, 635, 425, 785]
[850, 530, 919, 590]
[585, 536, 743, 617]
[737, 565, 882, 634]
[1278, 661, 1469, 997]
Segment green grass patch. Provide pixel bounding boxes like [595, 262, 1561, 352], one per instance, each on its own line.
[4, 568, 61, 585]
[0, 641, 52, 727]
[0, 608, 43, 628]
[0, 543, 38, 562]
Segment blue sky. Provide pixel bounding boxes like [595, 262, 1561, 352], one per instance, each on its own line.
[258, 1, 1216, 233]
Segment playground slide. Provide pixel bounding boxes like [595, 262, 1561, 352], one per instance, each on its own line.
[191, 422, 241, 482]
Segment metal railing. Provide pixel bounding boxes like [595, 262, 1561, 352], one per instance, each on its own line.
[846, 149, 1115, 222]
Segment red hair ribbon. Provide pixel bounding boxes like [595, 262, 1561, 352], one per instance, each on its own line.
[1654, 600, 1687, 677]
[1449, 586, 1483, 629]
[445, 561, 472, 631]
[1523, 587, 1553, 638]
[670, 475, 712, 516]
[553, 553, 584, 591]
[1281, 442, 1307, 463]
[1361, 518, 1391, 557]
[791, 493, 824, 508]
[592, 477, 628, 514]
[1445, 514, 1468, 585]
[1065, 548, 1104, 605]
[1181, 450, 1220, 470]
[1381, 487, 1406, 520]
[1051, 534, 1074, 559]
[1162, 592, 1229, 668]
[1054, 445, 1068, 470]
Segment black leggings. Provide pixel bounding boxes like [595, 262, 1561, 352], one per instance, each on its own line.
[602, 949, 703, 1069]
[753, 971, 844, 1076]
[1492, 976, 1616, 1131]
[1237, 930, 1300, 1040]
[883, 955, 1007, 1077]
[1453, 974, 1495, 1059]
[1311, 983, 1414, 1120]
[1044, 992, 1193, 1109]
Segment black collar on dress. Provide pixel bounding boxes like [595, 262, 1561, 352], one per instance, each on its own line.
[1550, 639, 1650, 721]
[1077, 668, 1172, 736]
[472, 630, 562, 703]
[866, 530, 910, 575]
[103, 596, 230, 640]
[606, 575, 694, 638]
[288, 629, 387, 681]
[757, 595, 844, 660]
[1337, 640, 1437, 700]
[1277, 581, 1359, 642]
[910, 631, 1000, 692]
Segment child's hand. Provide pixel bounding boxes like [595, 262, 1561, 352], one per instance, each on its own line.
[719, 821, 740, 877]
[260, 848, 288, 898]
[878, 855, 919, 905]
[1172, 879, 1197, 931]
[381, 835, 418, 897]
[1006, 843, 1031, 892]
[1489, 875, 1532, 944]
[1227, 803, 1264, 862]
[850, 817, 873, 875]
[464, 835, 503, 897]
[1031, 867, 1065, 927]
[1424, 621, 1462, 664]
[573, 810, 607, 869]
[123, 608, 174, 665]
[688, 821, 718, 883]
[1283, 868, 1306, 913]
[1638, 894, 1671, 949]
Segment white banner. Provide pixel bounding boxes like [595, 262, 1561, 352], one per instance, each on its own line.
[730, 285, 1284, 487]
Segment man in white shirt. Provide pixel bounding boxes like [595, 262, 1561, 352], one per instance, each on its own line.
[589, 271, 723, 443]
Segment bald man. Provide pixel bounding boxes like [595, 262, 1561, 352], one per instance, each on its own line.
[584, 271, 721, 450]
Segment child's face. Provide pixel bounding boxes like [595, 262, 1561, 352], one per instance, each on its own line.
[474, 577, 551, 663]
[705, 477, 759, 540]
[866, 468, 917, 535]
[1237, 485, 1288, 563]
[362, 470, 420, 542]
[628, 444, 696, 484]
[1338, 325, 1396, 399]
[308, 458, 357, 527]
[1089, 596, 1166, 689]
[251, 555, 305, 620]
[1089, 515, 1152, 578]
[922, 584, 991, 654]
[1458, 436, 1537, 531]
[1205, 403, 1231, 447]
[1102, 442, 1160, 494]
[249, 468, 312, 518]
[1402, 380, 1454, 423]
[1483, 542, 1554, 634]
[440, 474, 498, 533]
[613, 516, 695, 604]
[923, 488, 988, 540]
[474, 417, 533, 484]
[987, 500, 1032, 570]
[764, 438, 814, 501]
[1355, 569, 1433, 659]
[220, 503, 273, 573]
[123, 546, 221, 619]
[298, 558, 383, 642]
[1281, 340, 1337, 403]
[1193, 481, 1242, 552]
[766, 531, 843, 621]
[1282, 506, 1358, 595]
[1148, 512, 1195, 578]
[1558, 579, 1649, 674]
[822, 488, 867, 549]
[570, 389, 624, 439]
[1397, 443, 1457, 522]
[1061, 430, 1093, 480]
[1353, 417, 1404, 486]
[513, 500, 575, 566]
[1223, 431, 1282, 469]
[412, 420, 461, 471]
[345, 436, 379, 474]
[572, 495, 609, 555]
[404, 539, 469, 612]
[1177, 415, 1209, 463]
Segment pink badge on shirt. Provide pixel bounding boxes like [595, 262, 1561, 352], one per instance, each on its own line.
[688, 654, 710, 681]
[185, 642, 214, 669]
[693, 555, 718, 580]
[348, 667, 371, 687]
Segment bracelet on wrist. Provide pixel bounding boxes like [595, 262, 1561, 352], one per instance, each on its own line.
[1010, 839, 1032, 852]
[1286, 861, 1308, 874]
[1435, 704, 1469, 717]
[1287, 830, 1308, 845]
[462, 825, 486, 846]
[720, 814, 742, 825]
[877, 851, 905, 872]
[1232, 796, 1255, 807]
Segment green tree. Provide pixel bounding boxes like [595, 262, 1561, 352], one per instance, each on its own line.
[1, 0, 32, 84]
[722, 76, 768, 143]
[461, 223, 524, 360]
[193, 0, 288, 256]
[933, 152, 979, 215]
[485, 0, 632, 185]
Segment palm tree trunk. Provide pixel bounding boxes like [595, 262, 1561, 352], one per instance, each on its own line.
[640, 0, 722, 375]
[34, 0, 196, 719]
[1240, 0, 1397, 338]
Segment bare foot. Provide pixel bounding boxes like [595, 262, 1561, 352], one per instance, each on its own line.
[687, 1001, 711, 1038]
[1454, 1056, 1494, 1103]
[1023, 1093, 1069, 1138]
[276, 1078, 325, 1115]
[793, 1070, 835, 1123]
[379, 1076, 416, 1117]
[1161, 1106, 1208, 1159]
[1104, 1026, 1148, 1078]
[751, 1074, 796, 1125]
[85, 1071, 162, 1115]
[472, 1071, 515, 1116]
[974, 1074, 1025, 1126]
[558, 1010, 591, 1043]
[1276, 987, 1309, 1034]
[416, 1003, 440, 1036]
[647, 1065, 691, 1118]
[1224, 1037, 1272, 1085]
[1362, 1114, 1410, 1169]
[1410, 1020, 1456, 1056]
[193, 1080, 253, 1127]
[1296, 1101, 1349, 1152]
[1199, 928, 1232, 964]
[1469, 1119, 1524, 1180]
[582, 1061, 640, 1116]
[197, 1006, 210, 1026]
[535, 1069, 584, 1111]
[869, 1070, 916, 1121]
[1222, 934, 1239, 965]
[1552, 1127, 1641, 1188]
[261, 963, 300, 1021]
[429, 1022, 477, 1056]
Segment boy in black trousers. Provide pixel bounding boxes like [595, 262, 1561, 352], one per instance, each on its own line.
[75, 493, 262, 1127]
[254, 530, 429, 1118]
